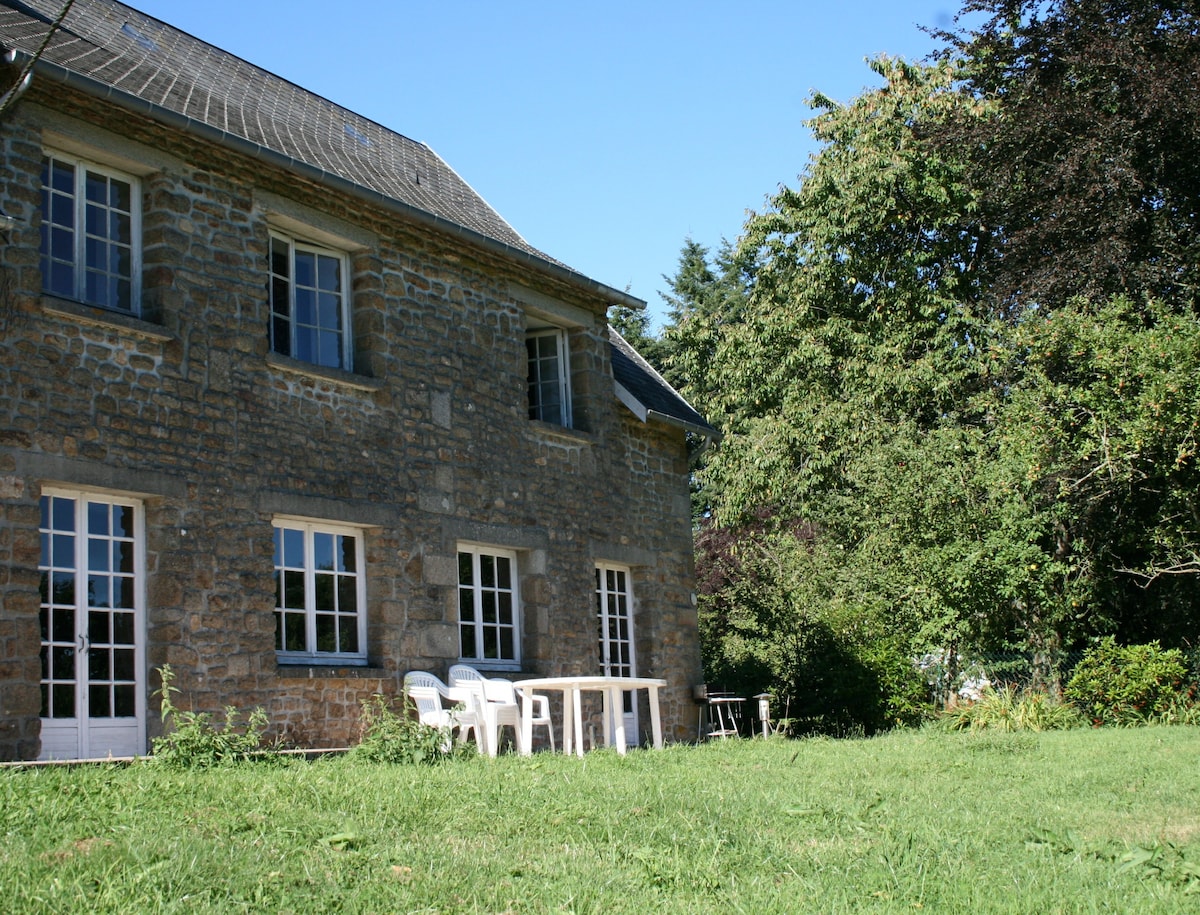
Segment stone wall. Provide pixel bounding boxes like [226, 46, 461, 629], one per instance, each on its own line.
[0, 82, 704, 760]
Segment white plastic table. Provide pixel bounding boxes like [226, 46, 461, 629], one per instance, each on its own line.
[512, 675, 667, 756]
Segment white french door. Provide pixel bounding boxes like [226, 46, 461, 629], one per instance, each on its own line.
[38, 489, 145, 760]
[596, 564, 637, 741]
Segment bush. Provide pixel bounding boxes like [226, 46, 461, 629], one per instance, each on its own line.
[940, 686, 1084, 732]
[351, 693, 463, 764]
[1064, 638, 1192, 726]
[151, 665, 276, 767]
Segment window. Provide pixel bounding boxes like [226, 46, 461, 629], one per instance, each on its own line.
[273, 520, 366, 663]
[595, 564, 636, 679]
[457, 545, 520, 666]
[38, 489, 145, 761]
[526, 328, 572, 427]
[40, 152, 140, 312]
[269, 232, 351, 370]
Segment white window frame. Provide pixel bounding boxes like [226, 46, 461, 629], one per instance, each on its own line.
[526, 327, 573, 427]
[273, 518, 367, 665]
[40, 150, 142, 314]
[38, 486, 147, 760]
[457, 544, 521, 669]
[595, 563, 637, 679]
[269, 230, 352, 371]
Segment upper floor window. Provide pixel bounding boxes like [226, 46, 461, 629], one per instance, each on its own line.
[526, 328, 572, 427]
[269, 232, 351, 371]
[457, 544, 520, 667]
[40, 152, 140, 313]
[273, 520, 366, 664]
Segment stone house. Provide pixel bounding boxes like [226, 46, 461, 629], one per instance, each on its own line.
[0, 0, 713, 761]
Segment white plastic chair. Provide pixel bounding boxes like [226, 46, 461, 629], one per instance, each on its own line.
[449, 665, 555, 755]
[402, 670, 482, 751]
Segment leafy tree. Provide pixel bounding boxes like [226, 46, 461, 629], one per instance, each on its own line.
[932, 0, 1200, 311]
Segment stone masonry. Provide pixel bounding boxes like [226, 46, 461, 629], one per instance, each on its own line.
[0, 74, 704, 760]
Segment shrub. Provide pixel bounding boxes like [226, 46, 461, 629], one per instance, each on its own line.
[351, 693, 463, 765]
[151, 665, 276, 767]
[940, 686, 1084, 732]
[1064, 638, 1192, 726]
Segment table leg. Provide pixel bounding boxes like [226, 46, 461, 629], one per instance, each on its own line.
[610, 687, 627, 754]
[572, 686, 585, 757]
[518, 689, 533, 757]
[648, 686, 663, 749]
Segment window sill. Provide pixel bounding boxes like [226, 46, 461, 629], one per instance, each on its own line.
[276, 663, 388, 679]
[266, 353, 383, 392]
[41, 295, 173, 342]
[527, 420, 594, 447]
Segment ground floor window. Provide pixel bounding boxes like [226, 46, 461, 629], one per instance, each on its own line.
[273, 519, 366, 664]
[595, 563, 636, 678]
[457, 545, 520, 666]
[38, 488, 145, 760]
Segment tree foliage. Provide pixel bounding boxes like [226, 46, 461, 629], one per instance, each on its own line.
[650, 0, 1200, 728]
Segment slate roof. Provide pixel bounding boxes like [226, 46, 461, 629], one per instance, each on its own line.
[609, 327, 718, 439]
[0, 0, 642, 307]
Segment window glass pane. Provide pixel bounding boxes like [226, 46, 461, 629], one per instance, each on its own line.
[52, 684, 75, 718]
[53, 535, 75, 568]
[110, 178, 131, 212]
[51, 607, 75, 643]
[314, 573, 334, 611]
[295, 326, 317, 363]
[496, 557, 512, 589]
[282, 528, 304, 567]
[294, 250, 315, 288]
[51, 193, 74, 228]
[284, 612, 306, 652]
[339, 536, 356, 573]
[458, 588, 475, 622]
[50, 571, 74, 607]
[85, 171, 107, 204]
[50, 158, 75, 193]
[339, 618, 358, 654]
[113, 505, 134, 538]
[270, 236, 289, 277]
[318, 292, 341, 331]
[88, 610, 109, 644]
[295, 287, 315, 326]
[458, 552, 473, 585]
[87, 573, 110, 610]
[480, 555, 495, 589]
[283, 570, 305, 609]
[117, 540, 134, 574]
[500, 629, 514, 660]
[482, 628, 498, 660]
[337, 577, 358, 614]
[88, 539, 110, 573]
[272, 315, 291, 357]
[88, 501, 110, 536]
[317, 254, 341, 292]
[52, 645, 74, 679]
[88, 647, 110, 681]
[89, 684, 110, 718]
[460, 625, 476, 659]
[498, 593, 513, 625]
[113, 611, 134, 645]
[313, 533, 334, 571]
[316, 614, 336, 652]
[318, 331, 342, 369]
[49, 259, 74, 297]
[86, 202, 107, 236]
[114, 684, 136, 717]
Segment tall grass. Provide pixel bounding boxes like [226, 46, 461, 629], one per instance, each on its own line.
[2, 728, 1199, 912]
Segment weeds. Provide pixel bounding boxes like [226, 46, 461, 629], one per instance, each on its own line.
[350, 693, 462, 764]
[150, 665, 276, 767]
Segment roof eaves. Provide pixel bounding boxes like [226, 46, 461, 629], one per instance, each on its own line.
[12, 48, 648, 313]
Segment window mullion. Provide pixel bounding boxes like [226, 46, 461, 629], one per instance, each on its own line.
[304, 526, 317, 657]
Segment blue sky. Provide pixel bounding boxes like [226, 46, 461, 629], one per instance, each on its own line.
[130, 1, 964, 328]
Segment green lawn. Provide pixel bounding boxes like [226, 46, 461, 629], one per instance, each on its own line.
[3, 728, 1198, 913]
